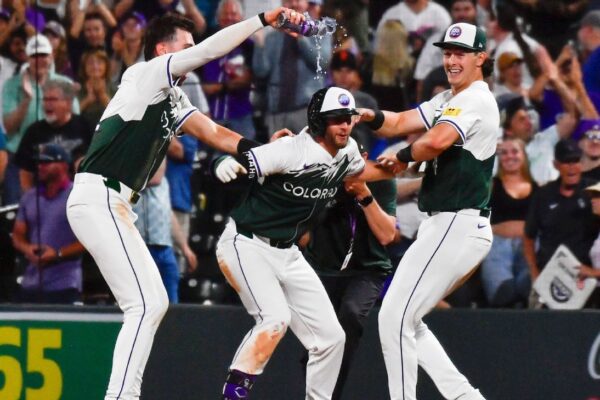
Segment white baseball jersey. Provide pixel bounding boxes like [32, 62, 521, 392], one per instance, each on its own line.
[231, 128, 365, 243]
[416, 80, 499, 212]
[79, 55, 198, 192]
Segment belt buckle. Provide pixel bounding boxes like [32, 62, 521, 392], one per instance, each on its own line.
[129, 191, 140, 204]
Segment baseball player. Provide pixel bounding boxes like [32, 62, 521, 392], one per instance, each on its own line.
[66, 8, 304, 400]
[362, 23, 498, 400]
[212, 87, 394, 400]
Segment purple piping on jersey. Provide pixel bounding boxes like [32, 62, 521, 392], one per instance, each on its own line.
[105, 187, 146, 400]
[249, 150, 263, 177]
[175, 108, 198, 131]
[437, 119, 467, 144]
[417, 105, 431, 130]
[231, 234, 264, 365]
[167, 55, 174, 88]
[398, 213, 456, 400]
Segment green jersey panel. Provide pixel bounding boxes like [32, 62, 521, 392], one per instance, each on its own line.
[419, 146, 494, 212]
[232, 157, 354, 243]
[79, 98, 179, 191]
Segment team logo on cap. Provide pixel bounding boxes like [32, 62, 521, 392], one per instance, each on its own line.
[449, 26, 462, 38]
[338, 93, 350, 107]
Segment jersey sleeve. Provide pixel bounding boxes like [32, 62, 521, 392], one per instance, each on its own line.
[344, 138, 366, 176]
[246, 136, 300, 178]
[173, 88, 199, 133]
[416, 91, 447, 130]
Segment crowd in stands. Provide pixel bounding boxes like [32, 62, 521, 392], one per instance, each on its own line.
[1, 0, 600, 309]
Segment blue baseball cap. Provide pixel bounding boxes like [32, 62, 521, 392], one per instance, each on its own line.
[35, 143, 71, 164]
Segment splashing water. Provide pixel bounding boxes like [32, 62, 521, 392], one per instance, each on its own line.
[312, 17, 337, 79]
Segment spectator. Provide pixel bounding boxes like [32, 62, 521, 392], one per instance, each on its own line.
[252, 0, 332, 136]
[111, 11, 145, 83]
[487, 3, 550, 89]
[0, 27, 28, 133]
[500, 94, 578, 186]
[113, 0, 206, 34]
[524, 139, 599, 308]
[11, 143, 85, 304]
[577, 119, 600, 181]
[67, 10, 113, 75]
[2, 34, 79, 204]
[302, 149, 397, 400]
[166, 135, 198, 275]
[43, 20, 74, 78]
[368, 19, 414, 112]
[583, 182, 600, 283]
[78, 48, 115, 127]
[14, 79, 93, 192]
[376, 0, 451, 61]
[481, 138, 536, 307]
[578, 11, 600, 99]
[133, 161, 198, 303]
[330, 50, 379, 155]
[201, 0, 256, 139]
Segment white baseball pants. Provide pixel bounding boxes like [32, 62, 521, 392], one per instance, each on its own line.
[379, 210, 492, 400]
[216, 220, 345, 400]
[67, 173, 169, 400]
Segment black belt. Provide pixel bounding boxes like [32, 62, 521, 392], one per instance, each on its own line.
[236, 226, 293, 249]
[427, 209, 490, 218]
[103, 177, 141, 204]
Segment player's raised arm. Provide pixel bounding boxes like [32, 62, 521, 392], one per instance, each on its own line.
[169, 7, 304, 77]
[180, 111, 248, 155]
[357, 108, 427, 138]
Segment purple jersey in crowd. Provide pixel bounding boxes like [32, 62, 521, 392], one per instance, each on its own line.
[200, 39, 254, 121]
[17, 181, 82, 292]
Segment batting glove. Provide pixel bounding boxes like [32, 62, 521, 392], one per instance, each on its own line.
[215, 156, 247, 183]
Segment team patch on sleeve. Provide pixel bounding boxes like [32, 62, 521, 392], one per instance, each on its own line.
[442, 107, 462, 116]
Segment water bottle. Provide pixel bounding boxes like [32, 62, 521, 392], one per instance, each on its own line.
[276, 12, 336, 37]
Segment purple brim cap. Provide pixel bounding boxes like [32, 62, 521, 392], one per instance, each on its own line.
[573, 119, 600, 141]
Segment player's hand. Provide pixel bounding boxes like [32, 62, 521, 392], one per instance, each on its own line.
[263, 7, 305, 28]
[215, 156, 247, 183]
[356, 108, 375, 123]
[344, 179, 370, 198]
[376, 154, 407, 175]
[270, 128, 294, 142]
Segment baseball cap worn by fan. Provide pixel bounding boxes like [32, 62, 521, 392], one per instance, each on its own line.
[25, 34, 53, 57]
[330, 50, 358, 71]
[35, 143, 71, 164]
[43, 20, 66, 39]
[497, 52, 523, 71]
[433, 22, 486, 52]
[554, 139, 582, 163]
[573, 119, 600, 141]
[580, 10, 600, 29]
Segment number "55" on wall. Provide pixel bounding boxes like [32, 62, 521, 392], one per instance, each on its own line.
[0, 327, 62, 400]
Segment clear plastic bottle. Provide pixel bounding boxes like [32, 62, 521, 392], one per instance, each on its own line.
[276, 12, 336, 37]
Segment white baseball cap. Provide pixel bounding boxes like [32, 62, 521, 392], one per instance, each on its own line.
[25, 34, 53, 57]
[319, 87, 358, 116]
[433, 22, 487, 52]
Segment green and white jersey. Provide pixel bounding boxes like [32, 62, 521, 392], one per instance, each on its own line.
[79, 54, 198, 191]
[231, 128, 365, 243]
[416, 80, 498, 212]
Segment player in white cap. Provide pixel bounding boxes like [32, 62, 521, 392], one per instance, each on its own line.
[213, 86, 394, 400]
[361, 22, 497, 400]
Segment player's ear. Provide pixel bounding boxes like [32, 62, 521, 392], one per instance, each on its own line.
[155, 43, 167, 57]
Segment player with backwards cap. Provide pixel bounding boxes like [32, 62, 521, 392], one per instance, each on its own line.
[212, 86, 394, 400]
[361, 23, 498, 400]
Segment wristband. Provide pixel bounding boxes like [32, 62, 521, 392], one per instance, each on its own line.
[258, 12, 268, 27]
[358, 195, 374, 207]
[396, 145, 415, 163]
[237, 138, 261, 154]
[365, 110, 385, 130]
